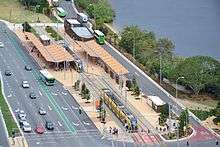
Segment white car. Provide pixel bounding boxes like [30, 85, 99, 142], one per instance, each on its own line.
[18, 110, 26, 119]
[22, 81, 30, 88]
[38, 107, 46, 115]
[22, 122, 32, 132]
[0, 42, 4, 48]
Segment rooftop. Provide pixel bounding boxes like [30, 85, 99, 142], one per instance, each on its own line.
[148, 96, 166, 106]
[71, 27, 94, 39]
[39, 35, 50, 41]
[23, 32, 74, 63]
[66, 19, 81, 25]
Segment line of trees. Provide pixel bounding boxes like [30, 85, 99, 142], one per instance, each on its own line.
[75, 0, 114, 27]
[119, 26, 220, 98]
[18, 0, 51, 14]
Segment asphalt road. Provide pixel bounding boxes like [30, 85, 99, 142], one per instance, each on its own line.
[59, 0, 77, 18]
[0, 22, 139, 147]
[0, 109, 10, 147]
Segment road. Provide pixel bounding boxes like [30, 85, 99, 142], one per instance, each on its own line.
[59, 0, 77, 18]
[0, 108, 10, 147]
[0, 22, 138, 147]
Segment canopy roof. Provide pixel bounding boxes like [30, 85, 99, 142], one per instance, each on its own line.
[84, 40, 128, 75]
[24, 32, 74, 63]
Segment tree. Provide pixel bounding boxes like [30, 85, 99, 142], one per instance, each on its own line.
[74, 80, 80, 91]
[156, 38, 175, 56]
[178, 109, 189, 136]
[81, 83, 86, 98]
[85, 88, 91, 103]
[22, 22, 31, 32]
[131, 77, 140, 96]
[159, 104, 169, 125]
[170, 56, 220, 95]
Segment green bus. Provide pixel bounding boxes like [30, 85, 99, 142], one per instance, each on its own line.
[40, 69, 55, 86]
[94, 30, 105, 45]
[57, 7, 67, 17]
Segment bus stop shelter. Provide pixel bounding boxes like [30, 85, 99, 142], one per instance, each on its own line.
[24, 32, 74, 69]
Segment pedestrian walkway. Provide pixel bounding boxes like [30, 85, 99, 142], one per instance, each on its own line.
[8, 137, 28, 147]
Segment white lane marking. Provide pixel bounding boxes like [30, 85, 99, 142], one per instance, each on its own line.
[83, 121, 90, 126]
[36, 142, 40, 144]
[61, 107, 68, 111]
[135, 72, 139, 77]
[72, 122, 80, 126]
[39, 91, 42, 96]
[57, 121, 62, 127]
[71, 106, 78, 110]
[48, 105, 52, 111]
[7, 94, 12, 97]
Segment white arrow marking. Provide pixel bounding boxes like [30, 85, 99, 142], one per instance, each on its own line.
[72, 122, 79, 126]
[52, 93, 58, 96]
[58, 121, 62, 127]
[83, 121, 90, 126]
[7, 94, 12, 97]
[48, 105, 52, 111]
[72, 106, 78, 110]
[61, 107, 68, 111]
[15, 108, 20, 113]
[61, 92, 67, 95]
[39, 91, 42, 96]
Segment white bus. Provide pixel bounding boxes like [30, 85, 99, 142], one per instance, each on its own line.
[40, 69, 55, 86]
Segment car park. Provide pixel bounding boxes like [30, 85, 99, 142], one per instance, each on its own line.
[5, 70, 12, 76]
[25, 65, 32, 71]
[0, 42, 4, 48]
[22, 81, 30, 88]
[22, 122, 32, 132]
[45, 121, 54, 130]
[18, 110, 26, 119]
[38, 107, 46, 115]
[35, 124, 45, 134]
[29, 92, 37, 99]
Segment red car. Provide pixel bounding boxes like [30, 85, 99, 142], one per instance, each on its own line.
[35, 125, 45, 134]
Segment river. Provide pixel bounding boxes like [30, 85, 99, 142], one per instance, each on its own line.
[108, 0, 220, 60]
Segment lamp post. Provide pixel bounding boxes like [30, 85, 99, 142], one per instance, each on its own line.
[154, 48, 163, 85]
[175, 76, 185, 99]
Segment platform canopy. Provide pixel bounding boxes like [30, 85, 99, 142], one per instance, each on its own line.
[85, 40, 129, 75]
[24, 32, 74, 63]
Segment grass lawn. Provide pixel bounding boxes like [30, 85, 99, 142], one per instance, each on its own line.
[45, 26, 63, 41]
[0, 0, 51, 23]
[0, 83, 18, 137]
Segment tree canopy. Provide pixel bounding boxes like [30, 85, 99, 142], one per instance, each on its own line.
[170, 56, 220, 95]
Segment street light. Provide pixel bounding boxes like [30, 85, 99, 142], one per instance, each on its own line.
[175, 76, 185, 99]
[154, 48, 163, 85]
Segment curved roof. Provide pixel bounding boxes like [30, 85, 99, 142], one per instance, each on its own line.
[71, 27, 93, 39]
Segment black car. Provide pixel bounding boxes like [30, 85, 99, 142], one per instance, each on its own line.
[29, 92, 37, 99]
[46, 121, 54, 130]
[25, 65, 32, 71]
[5, 70, 12, 76]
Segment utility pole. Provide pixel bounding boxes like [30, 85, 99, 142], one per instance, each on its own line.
[159, 51, 162, 85]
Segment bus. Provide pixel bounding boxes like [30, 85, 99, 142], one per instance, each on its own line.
[94, 30, 105, 45]
[57, 7, 67, 17]
[40, 69, 55, 86]
[52, 0, 59, 7]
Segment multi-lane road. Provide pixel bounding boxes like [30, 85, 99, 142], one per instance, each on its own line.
[0, 22, 137, 147]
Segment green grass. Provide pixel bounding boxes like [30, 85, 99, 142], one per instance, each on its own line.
[0, 0, 51, 23]
[190, 109, 214, 121]
[0, 83, 18, 137]
[45, 26, 63, 41]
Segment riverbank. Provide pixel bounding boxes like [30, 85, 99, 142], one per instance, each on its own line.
[107, 0, 220, 60]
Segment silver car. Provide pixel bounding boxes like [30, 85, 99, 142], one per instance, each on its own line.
[18, 110, 26, 119]
[38, 107, 46, 115]
[22, 81, 30, 88]
[22, 121, 32, 132]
